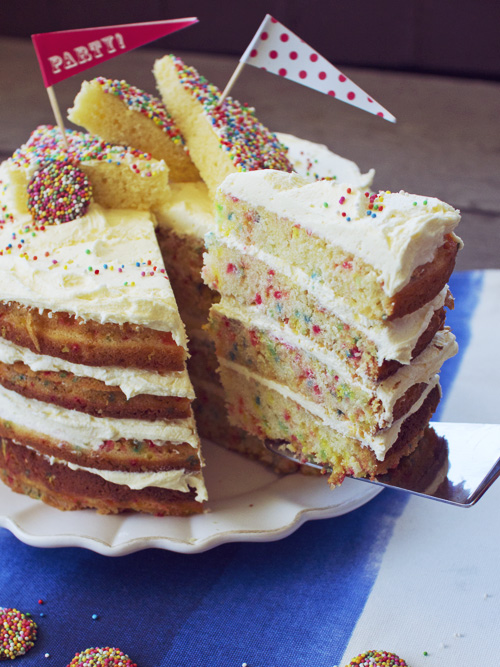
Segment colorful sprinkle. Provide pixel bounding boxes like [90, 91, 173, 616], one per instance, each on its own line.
[27, 160, 92, 224]
[67, 647, 137, 667]
[344, 649, 409, 666]
[0, 607, 38, 660]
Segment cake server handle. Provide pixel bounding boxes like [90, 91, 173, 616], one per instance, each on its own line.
[265, 422, 500, 507]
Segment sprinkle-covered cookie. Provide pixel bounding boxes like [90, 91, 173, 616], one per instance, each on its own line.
[345, 649, 409, 666]
[0, 607, 38, 660]
[67, 647, 137, 667]
[27, 160, 92, 224]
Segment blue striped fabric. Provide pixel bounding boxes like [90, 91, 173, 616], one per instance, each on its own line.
[0, 271, 479, 667]
[433, 271, 483, 420]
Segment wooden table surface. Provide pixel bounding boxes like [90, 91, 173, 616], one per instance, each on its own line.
[1, 36, 499, 271]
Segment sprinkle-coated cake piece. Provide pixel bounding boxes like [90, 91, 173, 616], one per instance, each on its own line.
[153, 54, 293, 196]
[3, 125, 170, 213]
[68, 77, 200, 182]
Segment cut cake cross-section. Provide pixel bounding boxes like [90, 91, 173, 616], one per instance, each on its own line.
[203, 169, 462, 485]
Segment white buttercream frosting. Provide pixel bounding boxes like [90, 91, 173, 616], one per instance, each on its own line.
[0, 168, 188, 346]
[27, 447, 207, 501]
[153, 134, 374, 241]
[219, 170, 461, 297]
[0, 384, 200, 449]
[275, 132, 375, 187]
[0, 337, 195, 400]
[57, 456, 206, 500]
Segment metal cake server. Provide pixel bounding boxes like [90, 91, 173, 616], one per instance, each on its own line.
[265, 422, 500, 507]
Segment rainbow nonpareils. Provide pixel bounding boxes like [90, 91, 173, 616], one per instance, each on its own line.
[0, 607, 38, 660]
[27, 161, 92, 224]
[67, 647, 137, 667]
[345, 649, 409, 666]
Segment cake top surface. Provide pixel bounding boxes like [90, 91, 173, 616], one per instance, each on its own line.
[8, 124, 167, 179]
[163, 55, 293, 173]
[218, 169, 461, 296]
[0, 163, 187, 344]
[71, 77, 188, 147]
[155, 181, 214, 238]
[276, 132, 375, 187]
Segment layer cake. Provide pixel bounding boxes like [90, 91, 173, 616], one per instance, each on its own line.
[0, 129, 206, 515]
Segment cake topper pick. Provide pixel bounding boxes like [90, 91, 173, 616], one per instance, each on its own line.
[220, 14, 396, 123]
[31, 18, 199, 147]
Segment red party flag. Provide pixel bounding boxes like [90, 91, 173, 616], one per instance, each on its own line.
[240, 15, 395, 122]
[32, 18, 198, 88]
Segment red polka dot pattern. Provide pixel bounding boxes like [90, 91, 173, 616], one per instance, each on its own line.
[243, 14, 395, 121]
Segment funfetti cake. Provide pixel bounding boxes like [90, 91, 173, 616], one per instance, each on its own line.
[3, 125, 171, 213]
[0, 136, 206, 515]
[68, 77, 200, 182]
[203, 169, 462, 485]
[153, 54, 293, 197]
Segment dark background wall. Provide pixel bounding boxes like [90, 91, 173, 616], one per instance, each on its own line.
[1, 0, 500, 81]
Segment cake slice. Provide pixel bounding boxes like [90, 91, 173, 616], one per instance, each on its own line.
[3, 125, 170, 213]
[203, 169, 462, 485]
[68, 77, 200, 182]
[153, 54, 293, 197]
[0, 138, 206, 515]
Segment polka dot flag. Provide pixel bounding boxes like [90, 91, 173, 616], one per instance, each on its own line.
[240, 14, 396, 122]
